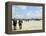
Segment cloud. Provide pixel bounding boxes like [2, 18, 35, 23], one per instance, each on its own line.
[15, 15, 24, 19]
[31, 10, 42, 19]
[12, 5, 42, 19]
[16, 5, 27, 10]
[36, 6, 43, 9]
[12, 10, 42, 19]
[26, 10, 42, 19]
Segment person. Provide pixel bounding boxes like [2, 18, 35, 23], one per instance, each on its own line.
[13, 18, 17, 30]
[18, 20, 23, 29]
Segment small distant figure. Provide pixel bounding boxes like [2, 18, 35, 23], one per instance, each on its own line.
[13, 18, 17, 30]
[18, 20, 23, 29]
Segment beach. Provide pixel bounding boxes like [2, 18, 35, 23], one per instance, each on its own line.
[12, 20, 42, 31]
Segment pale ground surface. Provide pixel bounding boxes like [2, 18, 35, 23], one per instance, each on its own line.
[12, 20, 42, 31]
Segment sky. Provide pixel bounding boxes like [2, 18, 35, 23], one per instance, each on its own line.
[12, 5, 43, 19]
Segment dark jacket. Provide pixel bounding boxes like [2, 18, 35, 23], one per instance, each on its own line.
[18, 20, 23, 24]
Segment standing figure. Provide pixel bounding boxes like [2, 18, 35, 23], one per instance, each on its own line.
[13, 18, 17, 30]
[18, 20, 23, 29]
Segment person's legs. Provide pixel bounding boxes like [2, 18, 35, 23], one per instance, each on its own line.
[14, 24, 16, 30]
[19, 24, 22, 29]
[14, 26, 16, 30]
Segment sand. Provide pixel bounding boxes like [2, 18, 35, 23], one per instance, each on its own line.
[12, 20, 42, 31]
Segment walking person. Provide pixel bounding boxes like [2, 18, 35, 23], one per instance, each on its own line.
[13, 18, 17, 30]
[18, 20, 23, 29]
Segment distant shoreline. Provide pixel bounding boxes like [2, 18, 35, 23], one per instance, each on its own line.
[12, 19, 43, 21]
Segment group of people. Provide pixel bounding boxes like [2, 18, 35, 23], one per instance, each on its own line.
[13, 18, 23, 30]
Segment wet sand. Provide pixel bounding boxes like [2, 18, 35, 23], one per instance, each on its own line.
[12, 20, 42, 31]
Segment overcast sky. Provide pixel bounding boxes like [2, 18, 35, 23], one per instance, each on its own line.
[12, 5, 43, 19]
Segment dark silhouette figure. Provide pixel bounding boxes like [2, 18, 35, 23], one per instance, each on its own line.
[13, 18, 17, 30]
[18, 20, 23, 29]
